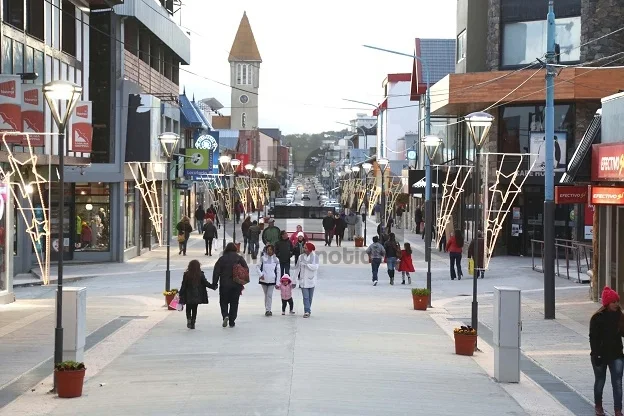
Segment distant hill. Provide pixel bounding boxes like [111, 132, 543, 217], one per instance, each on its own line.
[283, 130, 349, 174]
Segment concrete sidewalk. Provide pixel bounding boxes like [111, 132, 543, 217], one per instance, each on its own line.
[0, 242, 572, 416]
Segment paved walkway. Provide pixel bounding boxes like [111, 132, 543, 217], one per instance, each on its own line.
[0, 225, 604, 415]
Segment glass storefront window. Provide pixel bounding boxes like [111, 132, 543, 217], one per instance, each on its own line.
[125, 182, 135, 249]
[75, 183, 110, 252]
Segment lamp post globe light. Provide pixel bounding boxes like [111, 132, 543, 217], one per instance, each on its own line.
[158, 132, 180, 294]
[464, 111, 494, 339]
[230, 159, 241, 245]
[422, 135, 443, 307]
[43, 80, 82, 391]
[377, 158, 389, 230]
[362, 162, 373, 243]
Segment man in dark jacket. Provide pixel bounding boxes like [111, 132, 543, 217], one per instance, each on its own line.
[468, 230, 485, 279]
[211, 243, 249, 328]
[202, 219, 218, 256]
[195, 205, 205, 234]
[275, 231, 293, 276]
[262, 219, 281, 247]
[241, 216, 252, 254]
[322, 211, 336, 247]
[414, 206, 423, 234]
[248, 220, 261, 258]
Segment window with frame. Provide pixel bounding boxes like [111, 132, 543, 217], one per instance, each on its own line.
[457, 30, 466, 63]
[3, 0, 24, 30]
[125, 182, 136, 249]
[236, 63, 252, 85]
[241, 112, 247, 128]
[61, 0, 76, 56]
[502, 16, 580, 66]
[75, 183, 111, 252]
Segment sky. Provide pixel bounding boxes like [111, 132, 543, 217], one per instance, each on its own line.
[179, 0, 457, 135]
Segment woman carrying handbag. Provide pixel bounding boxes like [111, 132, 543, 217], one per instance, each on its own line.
[179, 260, 213, 329]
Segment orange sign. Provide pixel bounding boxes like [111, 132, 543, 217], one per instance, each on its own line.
[590, 186, 624, 205]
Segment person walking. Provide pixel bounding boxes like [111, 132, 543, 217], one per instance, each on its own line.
[261, 218, 281, 248]
[176, 216, 193, 256]
[334, 213, 346, 247]
[206, 204, 219, 228]
[257, 244, 279, 316]
[322, 211, 336, 247]
[446, 229, 464, 280]
[397, 242, 415, 285]
[292, 232, 306, 266]
[395, 205, 404, 229]
[383, 232, 401, 285]
[468, 230, 485, 279]
[277, 274, 296, 315]
[289, 225, 308, 246]
[275, 230, 294, 276]
[202, 218, 218, 256]
[295, 242, 319, 318]
[346, 212, 357, 241]
[590, 286, 624, 416]
[178, 259, 212, 329]
[366, 236, 385, 286]
[241, 216, 252, 254]
[194, 205, 205, 234]
[248, 220, 261, 258]
[211, 242, 249, 328]
[414, 206, 423, 234]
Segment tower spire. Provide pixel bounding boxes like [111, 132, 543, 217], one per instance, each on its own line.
[228, 12, 262, 62]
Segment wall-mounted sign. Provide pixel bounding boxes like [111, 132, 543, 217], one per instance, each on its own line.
[407, 169, 442, 195]
[184, 148, 211, 176]
[555, 185, 588, 204]
[584, 203, 594, 240]
[193, 131, 219, 174]
[592, 143, 624, 181]
[529, 131, 567, 172]
[590, 186, 624, 205]
[21, 84, 44, 146]
[0, 75, 22, 143]
[70, 101, 93, 152]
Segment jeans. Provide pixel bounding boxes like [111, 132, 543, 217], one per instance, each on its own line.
[179, 238, 188, 255]
[280, 262, 290, 277]
[386, 257, 397, 271]
[205, 238, 213, 255]
[347, 224, 355, 240]
[262, 284, 275, 312]
[196, 220, 203, 233]
[450, 252, 463, 279]
[371, 258, 382, 281]
[219, 286, 241, 324]
[243, 235, 249, 253]
[185, 304, 198, 322]
[592, 356, 624, 410]
[301, 287, 315, 314]
[282, 298, 294, 312]
[249, 239, 259, 257]
[324, 229, 334, 246]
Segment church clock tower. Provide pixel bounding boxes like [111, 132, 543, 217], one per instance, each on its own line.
[228, 12, 262, 130]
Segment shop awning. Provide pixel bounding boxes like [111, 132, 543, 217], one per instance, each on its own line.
[179, 93, 207, 130]
[560, 109, 602, 184]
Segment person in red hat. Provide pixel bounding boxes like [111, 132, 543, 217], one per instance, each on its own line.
[295, 242, 318, 318]
[590, 286, 624, 416]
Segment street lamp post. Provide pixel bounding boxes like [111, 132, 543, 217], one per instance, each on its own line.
[43, 80, 82, 391]
[158, 132, 180, 292]
[465, 111, 494, 336]
[245, 163, 254, 215]
[377, 158, 389, 229]
[362, 162, 372, 243]
[255, 166, 263, 221]
[230, 158, 241, 244]
[423, 135, 443, 307]
[219, 155, 232, 250]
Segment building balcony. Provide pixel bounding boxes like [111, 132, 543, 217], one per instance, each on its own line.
[123, 50, 180, 99]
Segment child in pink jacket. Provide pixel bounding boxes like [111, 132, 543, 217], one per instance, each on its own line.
[276, 274, 296, 315]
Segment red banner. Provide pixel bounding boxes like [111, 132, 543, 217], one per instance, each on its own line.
[592, 143, 624, 181]
[590, 186, 624, 205]
[21, 84, 44, 146]
[555, 185, 588, 204]
[70, 101, 92, 152]
[234, 152, 250, 174]
[0, 75, 22, 143]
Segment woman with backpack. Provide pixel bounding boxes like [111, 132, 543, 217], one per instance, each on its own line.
[383, 233, 401, 285]
[211, 242, 249, 328]
[178, 260, 212, 329]
[446, 229, 465, 280]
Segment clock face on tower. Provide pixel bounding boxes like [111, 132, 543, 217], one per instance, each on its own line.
[239, 94, 249, 104]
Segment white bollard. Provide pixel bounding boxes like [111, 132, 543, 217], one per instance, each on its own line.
[57, 287, 87, 362]
[493, 286, 521, 383]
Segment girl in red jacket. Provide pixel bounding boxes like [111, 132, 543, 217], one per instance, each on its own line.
[445, 229, 464, 280]
[397, 242, 415, 285]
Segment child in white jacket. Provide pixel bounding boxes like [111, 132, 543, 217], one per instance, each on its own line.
[295, 242, 319, 318]
[257, 244, 279, 316]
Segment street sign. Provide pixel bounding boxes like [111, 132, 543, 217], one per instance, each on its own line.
[175, 182, 190, 190]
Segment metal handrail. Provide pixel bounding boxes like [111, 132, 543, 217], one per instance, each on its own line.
[530, 238, 592, 283]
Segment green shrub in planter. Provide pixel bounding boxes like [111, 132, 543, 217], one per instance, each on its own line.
[411, 288, 431, 296]
[55, 361, 86, 371]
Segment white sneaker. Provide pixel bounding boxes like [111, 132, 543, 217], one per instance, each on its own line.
[373, 281, 378, 286]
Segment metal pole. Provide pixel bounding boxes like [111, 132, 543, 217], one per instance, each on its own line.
[425, 157, 433, 307]
[544, 0, 556, 319]
[364, 173, 368, 243]
[222, 190, 227, 250]
[471, 147, 481, 330]
[165, 159, 172, 291]
[53, 129, 65, 391]
[232, 176, 236, 243]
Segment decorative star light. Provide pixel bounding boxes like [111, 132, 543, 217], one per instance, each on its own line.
[434, 165, 474, 248]
[129, 163, 164, 246]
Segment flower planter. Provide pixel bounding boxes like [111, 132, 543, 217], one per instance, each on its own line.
[55, 368, 86, 398]
[165, 294, 176, 310]
[412, 294, 428, 311]
[454, 333, 477, 356]
[354, 237, 364, 247]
